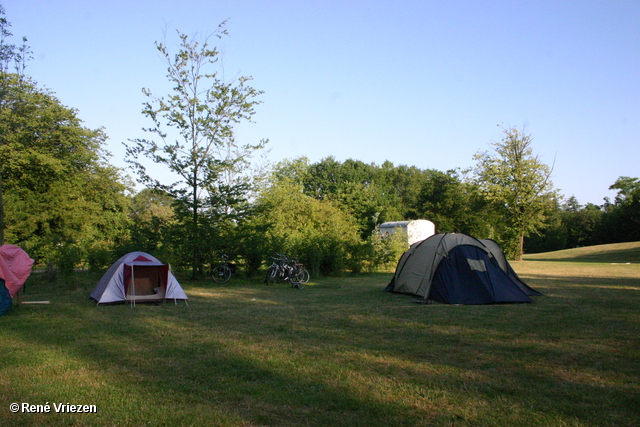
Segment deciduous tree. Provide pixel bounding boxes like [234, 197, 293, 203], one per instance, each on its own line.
[256, 167, 361, 275]
[473, 126, 558, 259]
[0, 76, 130, 264]
[415, 169, 494, 236]
[595, 177, 640, 243]
[125, 23, 266, 276]
[0, 5, 31, 245]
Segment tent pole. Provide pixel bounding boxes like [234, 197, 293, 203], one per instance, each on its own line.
[169, 263, 178, 306]
[131, 266, 135, 309]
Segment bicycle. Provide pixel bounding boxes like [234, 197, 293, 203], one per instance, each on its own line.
[265, 253, 310, 287]
[211, 253, 233, 283]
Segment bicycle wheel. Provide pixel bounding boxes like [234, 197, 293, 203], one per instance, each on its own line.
[212, 265, 232, 283]
[265, 265, 278, 285]
[285, 266, 298, 284]
[297, 268, 310, 284]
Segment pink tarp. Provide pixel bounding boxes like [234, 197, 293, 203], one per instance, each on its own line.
[0, 244, 34, 298]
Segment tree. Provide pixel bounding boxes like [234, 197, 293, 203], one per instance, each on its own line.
[415, 169, 494, 236]
[594, 177, 640, 243]
[609, 176, 640, 208]
[301, 157, 406, 236]
[473, 126, 558, 259]
[0, 76, 130, 266]
[254, 178, 360, 276]
[123, 188, 176, 257]
[380, 162, 429, 219]
[523, 202, 567, 253]
[0, 5, 31, 245]
[124, 23, 266, 276]
[560, 197, 603, 248]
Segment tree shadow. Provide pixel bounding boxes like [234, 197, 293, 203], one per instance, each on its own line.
[3, 271, 640, 426]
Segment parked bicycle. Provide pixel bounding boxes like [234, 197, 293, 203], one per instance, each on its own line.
[264, 253, 310, 288]
[211, 253, 233, 283]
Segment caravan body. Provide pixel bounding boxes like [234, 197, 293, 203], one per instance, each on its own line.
[379, 220, 435, 246]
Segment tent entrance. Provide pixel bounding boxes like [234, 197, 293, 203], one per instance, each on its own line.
[430, 245, 531, 304]
[124, 265, 168, 301]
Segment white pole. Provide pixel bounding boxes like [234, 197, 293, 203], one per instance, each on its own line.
[131, 265, 135, 309]
[169, 263, 177, 305]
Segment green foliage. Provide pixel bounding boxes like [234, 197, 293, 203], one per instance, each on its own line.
[254, 179, 360, 275]
[609, 176, 640, 206]
[233, 220, 269, 277]
[0, 75, 131, 267]
[0, 5, 31, 245]
[302, 157, 388, 235]
[279, 156, 430, 237]
[597, 176, 640, 243]
[0, 5, 31, 78]
[123, 188, 175, 256]
[526, 178, 640, 253]
[124, 23, 267, 276]
[524, 204, 568, 253]
[54, 243, 83, 277]
[358, 219, 408, 273]
[86, 244, 115, 272]
[474, 126, 559, 259]
[414, 169, 497, 236]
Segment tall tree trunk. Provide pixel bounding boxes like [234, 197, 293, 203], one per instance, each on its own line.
[518, 233, 524, 261]
[191, 181, 199, 279]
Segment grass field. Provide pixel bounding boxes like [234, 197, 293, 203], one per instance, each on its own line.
[1, 243, 639, 426]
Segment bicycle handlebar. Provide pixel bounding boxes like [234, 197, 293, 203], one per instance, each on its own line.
[270, 253, 300, 264]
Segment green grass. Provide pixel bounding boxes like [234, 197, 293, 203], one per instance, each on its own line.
[524, 241, 640, 263]
[1, 244, 639, 426]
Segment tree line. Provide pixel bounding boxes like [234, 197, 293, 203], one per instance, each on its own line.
[1, 9, 638, 279]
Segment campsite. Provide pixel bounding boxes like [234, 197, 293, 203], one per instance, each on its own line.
[1, 3, 639, 426]
[1, 242, 639, 426]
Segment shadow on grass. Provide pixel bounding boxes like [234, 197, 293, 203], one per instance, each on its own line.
[3, 271, 640, 426]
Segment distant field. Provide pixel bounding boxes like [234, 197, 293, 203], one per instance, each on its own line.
[1, 243, 639, 426]
[524, 241, 640, 263]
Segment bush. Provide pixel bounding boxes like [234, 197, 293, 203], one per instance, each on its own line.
[255, 181, 361, 276]
[86, 246, 116, 272]
[356, 224, 408, 273]
[55, 244, 83, 277]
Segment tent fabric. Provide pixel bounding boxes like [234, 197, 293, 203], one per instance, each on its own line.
[0, 244, 34, 298]
[386, 233, 540, 304]
[0, 279, 11, 316]
[90, 252, 187, 304]
[479, 239, 543, 296]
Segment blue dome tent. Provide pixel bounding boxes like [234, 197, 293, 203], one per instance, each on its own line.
[385, 233, 542, 304]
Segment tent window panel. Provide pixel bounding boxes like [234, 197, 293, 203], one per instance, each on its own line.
[467, 259, 487, 272]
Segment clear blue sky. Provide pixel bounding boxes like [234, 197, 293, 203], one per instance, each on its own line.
[5, 0, 639, 205]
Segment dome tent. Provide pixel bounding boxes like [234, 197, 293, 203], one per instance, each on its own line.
[385, 233, 541, 304]
[90, 252, 187, 305]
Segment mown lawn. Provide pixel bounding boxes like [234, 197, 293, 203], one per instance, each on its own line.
[1, 245, 639, 426]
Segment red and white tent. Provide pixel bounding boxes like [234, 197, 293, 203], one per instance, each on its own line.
[90, 252, 187, 305]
